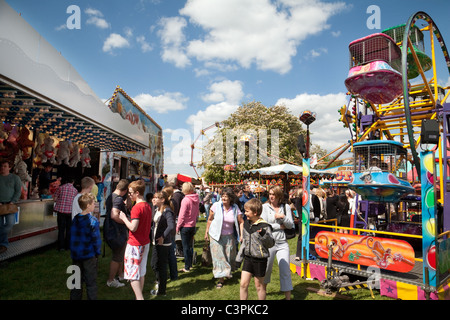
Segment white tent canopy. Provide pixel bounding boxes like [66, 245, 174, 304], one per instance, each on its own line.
[242, 163, 334, 178]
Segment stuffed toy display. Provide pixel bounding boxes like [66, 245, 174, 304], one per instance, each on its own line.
[13, 150, 32, 198]
[69, 143, 81, 167]
[56, 140, 70, 166]
[80, 147, 91, 168]
[40, 137, 56, 164]
[0, 123, 7, 151]
[16, 127, 34, 159]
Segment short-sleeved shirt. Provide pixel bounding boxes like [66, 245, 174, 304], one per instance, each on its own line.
[127, 201, 152, 246]
[105, 192, 127, 216]
[104, 193, 129, 249]
[71, 193, 82, 220]
[53, 183, 78, 214]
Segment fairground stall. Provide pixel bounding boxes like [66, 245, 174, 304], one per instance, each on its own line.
[319, 164, 353, 195]
[100, 86, 163, 215]
[0, 1, 163, 261]
[291, 12, 450, 300]
[242, 163, 334, 192]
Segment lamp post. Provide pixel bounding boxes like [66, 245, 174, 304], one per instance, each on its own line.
[299, 110, 317, 159]
[299, 110, 316, 261]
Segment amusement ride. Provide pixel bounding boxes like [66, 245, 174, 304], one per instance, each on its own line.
[190, 11, 450, 300]
[307, 11, 450, 299]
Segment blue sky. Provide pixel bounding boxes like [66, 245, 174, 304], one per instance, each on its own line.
[5, 0, 450, 176]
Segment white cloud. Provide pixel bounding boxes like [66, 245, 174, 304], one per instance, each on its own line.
[102, 33, 130, 53]
[276, 92, 350, 153]
[187, 80, 244, 126]
[308, 48, 328, 59]
[85, 8, 110, 29]
[55, 24, 66, 31]
[85, 8, 103, 16]
[136, 35, 153, 52]
[331, 30, 341, 37]
[124, 27, 133, 38]
[187, 101, 240, 128]
[156, 0, 347, 74]
[157, 16, 190, 68]
[133, 92, 188, 114]
[201, 80, 243, 104]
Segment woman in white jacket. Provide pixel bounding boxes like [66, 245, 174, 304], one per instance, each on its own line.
[205, 187, 244, 289]
[261, 185, 294, 300]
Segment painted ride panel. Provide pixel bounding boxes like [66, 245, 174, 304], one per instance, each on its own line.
[345, 61, 403, 105]
[349, 171, 415, 202]
[315, 231, 415, 273]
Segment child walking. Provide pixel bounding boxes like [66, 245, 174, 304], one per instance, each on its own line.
[238, 198, 275, 300]
[70, 193, 101, 300]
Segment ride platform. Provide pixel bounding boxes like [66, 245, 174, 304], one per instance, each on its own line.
[290, 252, 450, 300]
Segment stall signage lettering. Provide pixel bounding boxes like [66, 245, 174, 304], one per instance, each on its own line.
[335, 170, 353, 182]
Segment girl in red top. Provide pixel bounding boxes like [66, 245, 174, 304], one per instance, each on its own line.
[119, 179, 152, 300]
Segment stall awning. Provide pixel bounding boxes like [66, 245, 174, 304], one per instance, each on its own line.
[0, 1, 149, 151]
[177, 174, 201, 185]
[241, 163, 335, 179]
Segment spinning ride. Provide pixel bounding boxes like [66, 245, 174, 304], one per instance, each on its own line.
[341, 12, 450, 177]
[293, 12, 450, 300]
[349, 140, 414, 202]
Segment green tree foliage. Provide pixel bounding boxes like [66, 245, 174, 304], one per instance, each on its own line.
[200, 101, 308, 183]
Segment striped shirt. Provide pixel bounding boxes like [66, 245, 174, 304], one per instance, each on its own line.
[53, 183, 78, 214]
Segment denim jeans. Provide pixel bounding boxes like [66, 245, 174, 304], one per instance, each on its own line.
[0, 213, 16, 248]
[205, 204, 211, 220]
[180, 226, 195, 270]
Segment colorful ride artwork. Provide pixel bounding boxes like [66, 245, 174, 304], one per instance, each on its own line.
[293, 12, 450, 300]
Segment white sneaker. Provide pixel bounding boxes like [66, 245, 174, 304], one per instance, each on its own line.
[107, 279, 125, 288]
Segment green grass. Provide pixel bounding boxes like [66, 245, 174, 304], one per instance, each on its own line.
[0, 217, 391, 300]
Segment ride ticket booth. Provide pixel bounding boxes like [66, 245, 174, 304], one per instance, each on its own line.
[0, 1, 163, 261]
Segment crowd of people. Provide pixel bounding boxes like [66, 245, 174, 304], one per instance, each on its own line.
[3, 161, 359, 300]
[53, 174, 301, 300]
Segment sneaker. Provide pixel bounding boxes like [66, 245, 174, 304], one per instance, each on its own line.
[150, 289, 166, 297]
[107, 279, 125, 288]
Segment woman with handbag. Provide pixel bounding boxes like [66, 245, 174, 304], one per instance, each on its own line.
[261, 185, 294, 300]
[204, 187, 244, 289]
[0, 160, 22, 254]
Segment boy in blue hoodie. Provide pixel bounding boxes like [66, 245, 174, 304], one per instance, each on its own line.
[238, 198, 274, 300]
[70, 193, 101, 300]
